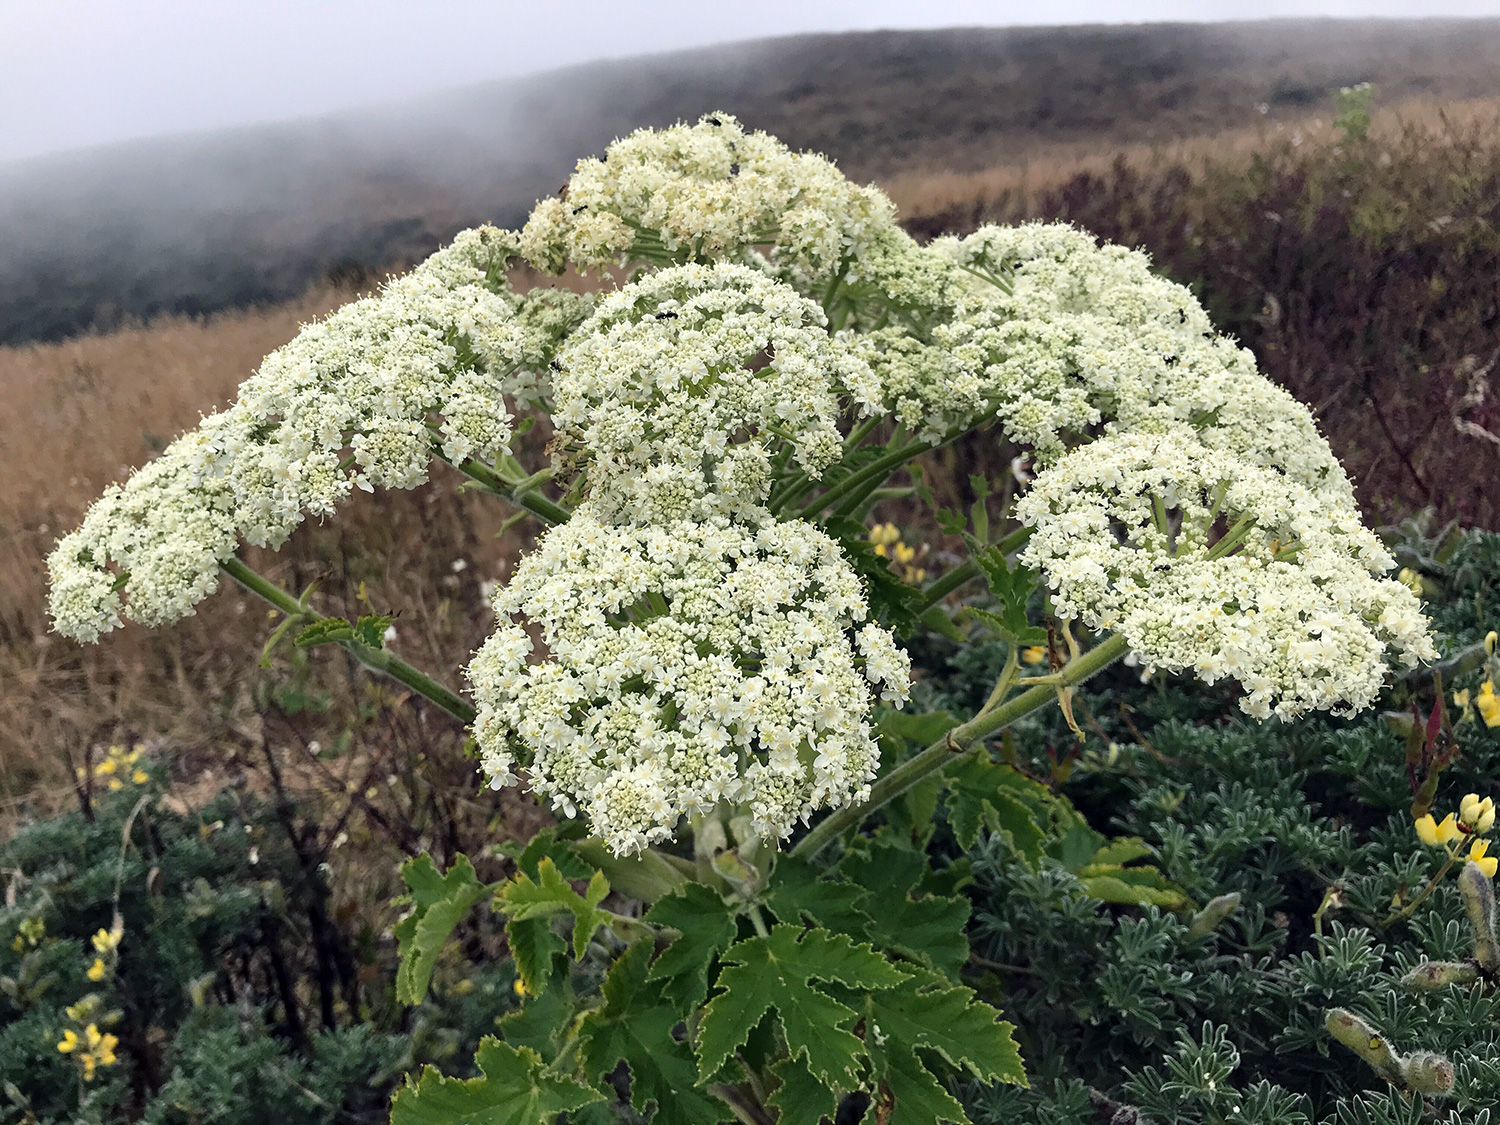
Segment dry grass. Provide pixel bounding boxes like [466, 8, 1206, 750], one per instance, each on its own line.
[883, 95, 1500, 229]
[0, 284, 544, 835]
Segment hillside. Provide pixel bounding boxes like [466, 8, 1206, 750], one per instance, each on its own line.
[6, 18, 1500, 344]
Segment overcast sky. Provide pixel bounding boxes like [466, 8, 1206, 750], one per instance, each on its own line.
[6, 0, 1500, 163]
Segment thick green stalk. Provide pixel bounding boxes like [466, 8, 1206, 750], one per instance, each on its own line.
[791, 632, 1130, 859]
[796, 440, 933, 521]
[221, 556, 476, 726]
[574, 839, 693, 902]
[441, 454, 570, 525]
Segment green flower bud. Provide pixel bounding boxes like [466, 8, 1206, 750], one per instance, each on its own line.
[1459, 859, 1500, 972]
[1187, 892, 1242, 938]
[1401, 960, 1480, 990]
[1326, 1008, 1403, 1085]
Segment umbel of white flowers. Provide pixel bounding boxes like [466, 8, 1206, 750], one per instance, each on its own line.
[49, 112, 1434, 854]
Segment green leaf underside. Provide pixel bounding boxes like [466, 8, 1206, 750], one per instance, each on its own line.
[697, 924, 909, 1087]
[768, 1055, 841, 1125]
[390, 1038, 601, 1125]
[394, 853, 493, 1005]
[578, 941, 731, 1123]
[641, 883, 739, 1014]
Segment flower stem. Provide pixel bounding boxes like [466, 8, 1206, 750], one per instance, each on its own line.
[221, 556, 476, 726]
[791, 632, 1130, 859]
[796, 440, 933, 521]
[440, 454, 570, 525]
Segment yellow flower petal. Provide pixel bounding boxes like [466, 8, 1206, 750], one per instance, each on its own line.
[57, 1030, 78, 1053]
[87, 958, 107, 982]
[1022, 646, 1047, 665]
[1436, 813, 1462, 844]
[132, 769, 149, 785]
[1415, 814, 1441, 846]
[1480, 857, 1499, 879]
[1470, 838, 1490, 862]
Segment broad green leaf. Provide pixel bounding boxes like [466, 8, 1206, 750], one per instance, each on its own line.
[393, 853, 493, 1005]
[498, 966, 576, 1060]
[641, 883, 738, 1014]
[1089, 837, 1156, 867]
[764, 857, 875, 938]
[697, 925, 908, 1087]
[864, 971, 1026, 1087]
[1077, 869, 1191, 910]
[505, 914, 566, 998]
[390, 1037, 602, 1125]
[971, 548, 1047, 645]
[501, 825, 594, 882]
[869, 1040, 970, 1125]
[578, 942, 731, 1124]
[498, 857, 613, 959]
[839, 838, 971, 977]
[967, 606, 1047, 649]
[943, 757, 1054, 865]
[767, 1055, 841, 1125]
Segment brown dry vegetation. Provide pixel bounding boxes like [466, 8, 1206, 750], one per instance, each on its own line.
[0, 285, 549, 840]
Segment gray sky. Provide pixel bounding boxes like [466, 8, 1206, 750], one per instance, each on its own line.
[6, 0, 1500, 163]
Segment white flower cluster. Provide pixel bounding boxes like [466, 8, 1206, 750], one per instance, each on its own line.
[466, 506, 909, 854]
[49, 226, 586, 641]
[518, 113, 896, 282]
[1016, 429, 1436, 719]
[553, 262, 880, 522]
[864, 222, 1353, 506]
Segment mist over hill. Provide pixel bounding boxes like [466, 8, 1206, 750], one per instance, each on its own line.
[6, 18, 1500, 346]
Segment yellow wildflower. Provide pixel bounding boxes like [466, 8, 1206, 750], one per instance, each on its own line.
[77, 1024, 118, 1080]
[1021, 646, 1048, 665]
[94, 759, 116, 776]
[1455, 688, 1471, 710]
[1461, 793, 1497, 834]
[1397, 567, 1425, 597]
[1477, 680, 1500, 729]
[92, 923, 122, 954]
[1415, 812, 1462, 846]
[513, 977, 530, 998]
[87, 958, 107, 981]
[1471, 839, 1499, 879]
[56, 1029, 79, 1054]
[1487, 630, 1498, 655]
[131, 769, 149, 785]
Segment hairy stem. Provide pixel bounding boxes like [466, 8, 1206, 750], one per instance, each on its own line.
[791, 632, 1130, 859]
[221, 556, 476, 726]
[441, 453, 570, 525]
[796, 439, 933, 521]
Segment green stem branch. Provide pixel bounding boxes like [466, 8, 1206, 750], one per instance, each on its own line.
[221, 556, 476, 726]
[791, 632, 1130, 859]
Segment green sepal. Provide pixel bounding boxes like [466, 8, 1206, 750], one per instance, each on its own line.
[577, 941, 733, 1124]
[697, 924, 909, 1087]
[389, 1037, 602, 1125]
[641, 883, 738, 1015]
[393, 853, 494, 1006]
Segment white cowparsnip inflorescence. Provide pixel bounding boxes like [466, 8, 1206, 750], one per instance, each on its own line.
[1016, 428, 1436, 720]
[465, 505, 909, 854]
[48, 226, 588, 641]
[554, 262, 881, 523]
[519, 113, 897, 283]
[51, 113, 1433, 853]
